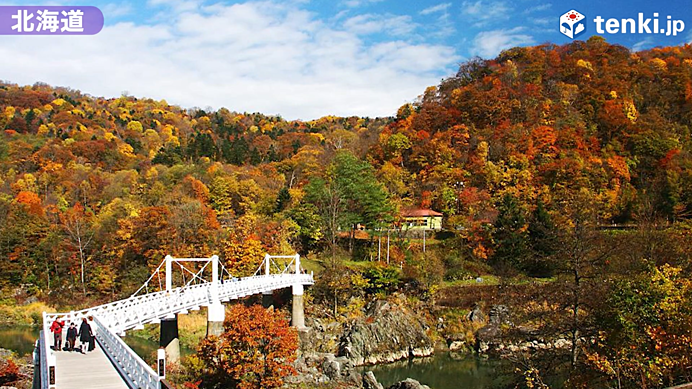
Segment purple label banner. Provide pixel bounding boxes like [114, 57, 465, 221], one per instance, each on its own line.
[0, 6, 103, 35]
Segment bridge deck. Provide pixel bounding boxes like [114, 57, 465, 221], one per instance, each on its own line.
[55, 343, 128, 389]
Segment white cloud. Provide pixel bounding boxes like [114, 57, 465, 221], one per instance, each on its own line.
[523, 3, 551, 14]
[530, 17, 551, 27]
[342, 0, 384, 8]
[633, 37, 655, 52]
[0, 1, 459, 120]
[102, 2, 134, 18]
[369, 41, 457, 72]
[343, 13, 418, 36]
[419, 3, 455, 38]
[420, 3, 452, 15]
[332, 10, 351, 21]
[471, 27, 535, 58]
[461, 0, 511, 26]
[147, 0, 204, 12]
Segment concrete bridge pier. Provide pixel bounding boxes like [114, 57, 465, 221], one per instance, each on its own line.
[291, 284, 306, 330]
[160, 315, 180, 364]
[262, 291, 274, 308]
[207, 302, 225, 337]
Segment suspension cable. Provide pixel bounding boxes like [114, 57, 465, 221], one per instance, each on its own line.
[184, 261, 211, 287]
[130, 258, 166, 297]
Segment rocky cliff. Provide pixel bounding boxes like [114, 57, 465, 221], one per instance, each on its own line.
[338, 300, 434, 366]
[292, 297, 435, 388]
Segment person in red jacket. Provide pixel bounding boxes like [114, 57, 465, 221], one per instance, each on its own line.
[50, 318, 65, 351]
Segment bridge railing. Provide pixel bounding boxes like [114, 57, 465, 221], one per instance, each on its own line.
[37, 312, 56, 389]
[34, 326, 53, 389]
[218, 273, 314, 300]
[93, 315, 159, 389]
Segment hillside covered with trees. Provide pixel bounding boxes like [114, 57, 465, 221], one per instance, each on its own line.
[3, 37, 692, 388]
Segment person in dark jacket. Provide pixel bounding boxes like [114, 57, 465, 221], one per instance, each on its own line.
[87, 317, 96, 351]
[50, 319, 64, 350]
[66, 323, 78, 351]
[77, 317, 93, 353]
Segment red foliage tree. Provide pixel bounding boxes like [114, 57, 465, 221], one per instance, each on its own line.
[196, 304, 298, 389]
[0, 358, 20, 386]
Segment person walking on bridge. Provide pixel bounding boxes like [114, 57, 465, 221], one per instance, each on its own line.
[78, 317, 93, 353]
[66, 322, 78, 351]
[50, 318, 64, 350]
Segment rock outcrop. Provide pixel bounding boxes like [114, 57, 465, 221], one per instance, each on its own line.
[466, 304, 485, 323]
[292, 297, 435, 387]
[472, 305, 576, 355]
[289, 352, 361, 387]
[338, 300, 434, 365]
[298, 317, 343, 355]
[386, 378, 431, 389]
[363, 371, 384, 389]
[475, 304, 511, 353]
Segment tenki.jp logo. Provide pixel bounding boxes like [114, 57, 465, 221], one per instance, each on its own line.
[560, 9, 685, 40]
[560, 10, 586, 39]
[594, 13, 685, 36]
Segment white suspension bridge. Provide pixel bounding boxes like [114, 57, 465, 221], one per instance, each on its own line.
[33, 254, 314, 389]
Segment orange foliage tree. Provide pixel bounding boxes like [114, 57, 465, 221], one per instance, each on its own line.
[195, 304, 298, 389]
[15, 191, 43, 216]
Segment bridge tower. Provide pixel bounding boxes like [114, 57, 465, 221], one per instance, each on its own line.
[161, 255, 225, 363]
[262, 254, 274, 308]
[289, 254, 306, 329]
[207, 254, 225, 337]
[161, 255, 180, 364]
[262, 254, 307, 329]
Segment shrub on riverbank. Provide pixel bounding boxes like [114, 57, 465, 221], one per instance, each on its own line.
[0, 302, 54, 326]
[0, 349, 32, 389]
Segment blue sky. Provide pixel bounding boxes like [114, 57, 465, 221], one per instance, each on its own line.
[1, 0, 690, 119]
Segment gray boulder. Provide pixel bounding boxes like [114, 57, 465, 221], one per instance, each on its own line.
[475, 305, 511, 354]
[321, 357, 341, 380]
[318, 353, 360, 384]
[386, 378, 431, 389]
[466, 304, 485, 323]
[488, 305, 510, 326]
[363, 371, 384, 389]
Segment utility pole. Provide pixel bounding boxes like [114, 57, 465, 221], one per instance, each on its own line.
[386, 230, 390, 264]
[378, 228, 382, 261]
[423, 227, 426, 253]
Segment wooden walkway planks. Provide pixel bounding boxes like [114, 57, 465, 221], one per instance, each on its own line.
[54, 342, 129, 389]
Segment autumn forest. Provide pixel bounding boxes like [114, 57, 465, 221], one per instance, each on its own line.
[3, 37, 692, 388]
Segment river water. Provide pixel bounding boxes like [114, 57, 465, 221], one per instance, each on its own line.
[0, 326, 40, 356]
[362, 353, 512, 389]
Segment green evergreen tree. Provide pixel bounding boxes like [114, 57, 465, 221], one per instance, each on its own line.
[491, 193, 529, 274]
[526, 200, 557, 277]
[274, 187, 291, 213]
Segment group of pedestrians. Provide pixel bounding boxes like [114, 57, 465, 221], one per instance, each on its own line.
[49, 317, 95, 353]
